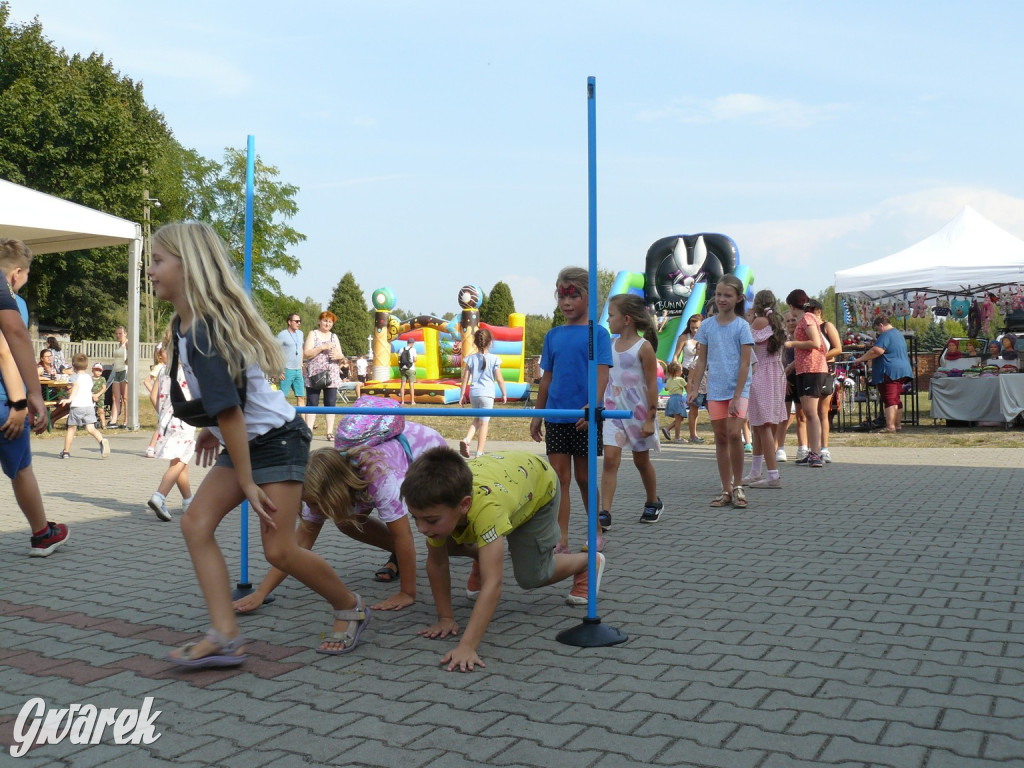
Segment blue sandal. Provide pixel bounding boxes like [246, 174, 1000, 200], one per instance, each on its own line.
[317, 595, 371, 655]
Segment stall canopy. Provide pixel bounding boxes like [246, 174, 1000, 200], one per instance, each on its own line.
[834, 206, 1024, 299]
[0, 178, 143, 429]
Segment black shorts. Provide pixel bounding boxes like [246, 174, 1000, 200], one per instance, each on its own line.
[796, 372, 833, 399]
[543, 420, 603, 457]
[216, 416, 312, 484]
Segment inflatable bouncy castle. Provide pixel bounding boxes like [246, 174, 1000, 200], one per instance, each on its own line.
[599, 233, 754, 361]
[361, 284, 532, 404]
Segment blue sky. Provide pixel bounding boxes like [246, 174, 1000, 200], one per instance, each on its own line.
[9, 1, 1024, 315]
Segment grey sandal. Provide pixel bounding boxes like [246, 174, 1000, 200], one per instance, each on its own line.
[317, 595, 371, 655]
[166, 627, 247, 668]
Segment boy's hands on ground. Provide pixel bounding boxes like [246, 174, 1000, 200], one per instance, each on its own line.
[418, 617, 460, 639]
[371, 592, 414, 611]
[441, 643, 486, 673]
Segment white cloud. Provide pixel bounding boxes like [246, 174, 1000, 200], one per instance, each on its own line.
[636, 93, 847, 128]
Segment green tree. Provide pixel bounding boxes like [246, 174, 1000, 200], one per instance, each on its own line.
[327, 272, 373, 356]
[596, 267, 616, 315]
[524, 313, 551, 357]
[480, 281, 516, 325]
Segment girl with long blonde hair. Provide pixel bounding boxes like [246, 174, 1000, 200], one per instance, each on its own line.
[149, 220, 369, 666]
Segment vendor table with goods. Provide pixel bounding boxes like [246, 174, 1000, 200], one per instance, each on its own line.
[929, 372, 1024, 424]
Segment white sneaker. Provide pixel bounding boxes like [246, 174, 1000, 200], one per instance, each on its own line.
[820, 448, 832, 463]
[741, 471, 763, 484]
[775, 449, 787, 462]
[147, 493, 171, 522]
[796, 446, 809, 461]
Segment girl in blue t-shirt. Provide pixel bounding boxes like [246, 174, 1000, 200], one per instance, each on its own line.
[688, 275, 754, 509]
[529, 267, 612, 552]
[150, 221, 369, 668]
[459, 327, 507, 459]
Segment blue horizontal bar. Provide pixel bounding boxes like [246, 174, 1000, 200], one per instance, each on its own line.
[296, 406, 634, 420]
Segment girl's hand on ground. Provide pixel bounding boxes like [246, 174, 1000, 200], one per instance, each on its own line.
[441, 643, 486, 672]
[232, 592, 266, 614]
[194, 430, 220, 466]
[418, 617, 459, 639]
[242, 482, 278, 532]
[371, 592, 415, 611]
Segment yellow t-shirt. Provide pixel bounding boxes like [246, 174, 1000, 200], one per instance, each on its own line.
[664, 375, 686, 396]
[426, 452, 557, 548]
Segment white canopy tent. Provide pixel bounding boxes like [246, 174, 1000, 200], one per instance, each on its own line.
[0, 178, 143, 429]
[834, 206, 1024, 299]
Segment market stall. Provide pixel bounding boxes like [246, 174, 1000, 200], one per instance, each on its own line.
[834, 206, 1024, 427]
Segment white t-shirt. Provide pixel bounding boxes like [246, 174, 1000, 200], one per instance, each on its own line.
[69, 372, 94, 408]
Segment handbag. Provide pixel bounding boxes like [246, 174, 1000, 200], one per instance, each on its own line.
[308, 369, 329, 390]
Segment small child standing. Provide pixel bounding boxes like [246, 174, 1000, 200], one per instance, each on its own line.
[743, 290, 788, 489]
[459, 327, 507, 459]
[0, 238, 68, 556]
[146, 333, 197, 521]
[687, 275, 754, 509]
[90, 363, 108, 429]
[59, 354, 110, 460]
[142, 345, 166, 458]
[403, 447, 605, 672]
[601, 294, 662, 530]
[529, 267, 612, 552]
[661, 361, 687, 442]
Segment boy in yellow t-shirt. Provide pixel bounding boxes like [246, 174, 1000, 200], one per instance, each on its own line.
[401, 447, 606, 672]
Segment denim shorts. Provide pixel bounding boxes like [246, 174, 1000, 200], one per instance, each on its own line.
[0, 406, 31, 480]
[215, 416, 311, 485]
[109, 369, 127, 384]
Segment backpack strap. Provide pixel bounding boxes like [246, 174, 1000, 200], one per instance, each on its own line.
[396, 434, 413, 462]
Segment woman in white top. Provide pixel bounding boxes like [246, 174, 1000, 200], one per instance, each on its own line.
[109, 326, 128, 428]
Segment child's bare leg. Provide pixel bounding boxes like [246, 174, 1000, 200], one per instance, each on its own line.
[258, 481, 360, 645]
[462, 419, 477, 447]
[13, 466, 46, 533]
[173, 467, 248, 658]
[548, 552, 589, 583]
[85, 424, 103, 444]
[547, 452, 572, 547]
[62, 426, 76, 453]
[800, 396, 821, 454]
[710, 419, 732, 493]
[175, 463, 191, 499]
[758, 424, 778, 471]
[688, 406, 699, 440]
[475, 419, 490, 456]
[631, 450, 658, 503]
[672, 414, 683, 440]
[728, 417, 745, 486]
[600, 445, 622, 514]
[158, 459, 187, 497]
[572, 454, 592, 514]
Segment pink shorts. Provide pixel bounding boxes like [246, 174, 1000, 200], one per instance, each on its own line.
[707, 397, 749, 421]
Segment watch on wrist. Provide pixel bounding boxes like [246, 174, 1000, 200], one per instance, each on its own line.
[6, 398, 28, 410]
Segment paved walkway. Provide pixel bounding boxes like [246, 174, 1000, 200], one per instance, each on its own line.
[1, 435, 1023, 767]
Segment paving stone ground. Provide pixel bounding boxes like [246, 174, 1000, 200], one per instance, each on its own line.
[1, 433, 1023, 767]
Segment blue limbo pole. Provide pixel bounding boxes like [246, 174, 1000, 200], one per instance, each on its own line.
[233, 135, 257, 600]
[556, 76, 627, 648]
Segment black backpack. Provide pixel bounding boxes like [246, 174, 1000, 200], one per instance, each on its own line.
[399, 347, 413, 371]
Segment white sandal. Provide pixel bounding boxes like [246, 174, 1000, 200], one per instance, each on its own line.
[317, 595, 371, 655]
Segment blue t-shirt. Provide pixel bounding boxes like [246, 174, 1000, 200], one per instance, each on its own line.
[276, 328, 304, 370]
[0, 291, 30, 402]
[693, 315, 754, 401]
[540, 324, 613, 423]
[465, 351, 502, 398]
[871, 328, 914, 384]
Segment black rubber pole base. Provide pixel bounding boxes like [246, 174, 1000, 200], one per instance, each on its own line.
[231, 582, 275, 604]
[556, 616, 627, 647]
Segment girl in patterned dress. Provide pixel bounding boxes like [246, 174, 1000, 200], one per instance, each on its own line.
[743, 290, 788, 489]
[601, 294, 662, 532]
[146, 336, 197, 521]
